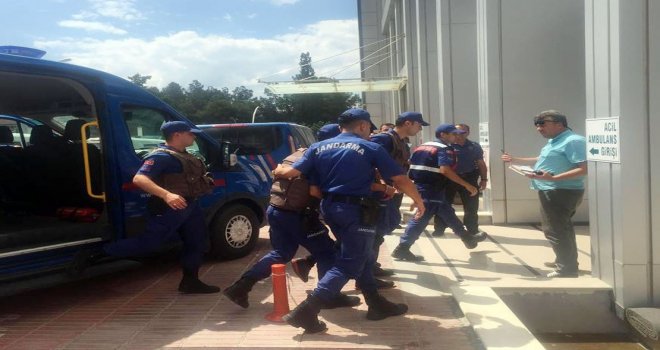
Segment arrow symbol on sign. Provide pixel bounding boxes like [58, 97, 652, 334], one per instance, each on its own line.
[589, 148, 599, 155]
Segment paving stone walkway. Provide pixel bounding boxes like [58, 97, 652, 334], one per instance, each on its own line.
[0, 225, 482, 350]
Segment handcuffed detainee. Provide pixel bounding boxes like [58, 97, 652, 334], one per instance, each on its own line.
[369, 111, 428, 279]
[273, 108, 426, 333]
[222, 123, 360, 309]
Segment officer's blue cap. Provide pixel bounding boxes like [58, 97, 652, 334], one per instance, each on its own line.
[435, 123, 467, 136]
[161, 121, 202, 136]
[397, 111, 430, 126]
[337, 108, 377, 131]
[317, 123, 341, 141]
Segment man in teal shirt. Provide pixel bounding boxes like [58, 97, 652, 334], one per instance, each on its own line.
[501, 110, 587, 278]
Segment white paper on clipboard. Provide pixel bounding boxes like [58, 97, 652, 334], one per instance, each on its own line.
[508, 165, 536, 176]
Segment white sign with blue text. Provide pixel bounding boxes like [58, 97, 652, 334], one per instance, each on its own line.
[585, 117, 620, 163]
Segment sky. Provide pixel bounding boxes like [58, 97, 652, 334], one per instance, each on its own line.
[1, 0, 360, 94]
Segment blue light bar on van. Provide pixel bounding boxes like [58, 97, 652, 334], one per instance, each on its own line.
[0, 46, 46, 58]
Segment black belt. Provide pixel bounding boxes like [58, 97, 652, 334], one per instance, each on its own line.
[324, 194, 365, 205]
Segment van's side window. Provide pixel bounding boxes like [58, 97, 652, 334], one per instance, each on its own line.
[122, 106, 201, 158]
[0, 118, 33, 147]
[204, 125, 281, 155]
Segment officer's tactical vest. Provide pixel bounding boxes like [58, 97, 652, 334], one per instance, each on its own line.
[408, 141, 451, 190]
[270, 148, 310, 212]
[153, 148, 214, 198]
[386, 131, 411, 170]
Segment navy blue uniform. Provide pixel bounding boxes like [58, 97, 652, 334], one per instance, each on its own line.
[104, 145, 207, 272]
[434, 139, 484, 234]
[242, 163, 336, 281]
[293, 132, 404, 301]
[242, 205, 335, 281]
[369, 132, 396, 157]
[238, 128, 340, 289]
[401, 141, 469, 246]
[453, 139, 484, 174]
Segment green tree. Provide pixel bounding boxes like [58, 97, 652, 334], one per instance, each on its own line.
[127, 73, 152, 87]
[128, 50, 360, 128]
[232, 86, 253, 101]
[292, 52, 315, 81]
[275, 52, 361, 127]
[159, 82, 186, 108]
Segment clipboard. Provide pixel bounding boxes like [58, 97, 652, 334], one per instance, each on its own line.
[508, 165, 536, 176]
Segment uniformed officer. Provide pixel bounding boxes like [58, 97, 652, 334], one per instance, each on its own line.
[433, 123, 488, 236]
[290, 123, 397, 285]
[274, 108, 426, 333]
[103, 121, 219, 294]
[392, 123, 487, 262]
[291, 115, 420, 287]
[369, 111, 428, 278]
[316, 123, 341, 141]
[222, 123, 360, 309]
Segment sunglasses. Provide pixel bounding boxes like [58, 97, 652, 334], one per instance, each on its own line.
[534, 119, 557, 126]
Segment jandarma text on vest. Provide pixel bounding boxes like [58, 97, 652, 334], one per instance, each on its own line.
[315, 142, 365, 155]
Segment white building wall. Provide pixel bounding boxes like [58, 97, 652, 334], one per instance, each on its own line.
[359, 0, 587, 224]
[585, 0, 660, 311]
[359, 0, 660, 312]
[476, 0, 587, 223]
[358, 0, 387, 125]
[359, 0, 479, 143]
[445, 0, 479, 129]
[651, 0, 660, 308]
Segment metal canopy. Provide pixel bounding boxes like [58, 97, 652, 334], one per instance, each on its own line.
[263, 77, 407, 95]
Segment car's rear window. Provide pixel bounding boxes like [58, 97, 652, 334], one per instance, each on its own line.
[205, 125, 283, 155]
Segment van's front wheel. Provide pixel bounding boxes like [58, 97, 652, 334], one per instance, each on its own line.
[209, 205, 259, 259]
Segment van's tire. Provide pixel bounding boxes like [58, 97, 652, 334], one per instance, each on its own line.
[209, 205, 259, 259]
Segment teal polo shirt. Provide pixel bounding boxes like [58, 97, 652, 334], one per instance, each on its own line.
[532, 129, 586, 191]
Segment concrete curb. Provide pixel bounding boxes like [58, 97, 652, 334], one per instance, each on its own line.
[451, 285, 545, 350]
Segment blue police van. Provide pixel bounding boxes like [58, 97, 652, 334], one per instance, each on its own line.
[198, 122, 316, 183]
[0, 53, 270, 284]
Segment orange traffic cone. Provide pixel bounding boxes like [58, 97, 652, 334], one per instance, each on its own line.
[265, 263, 290, 322]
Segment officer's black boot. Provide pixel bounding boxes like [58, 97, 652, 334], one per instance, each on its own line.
[363, 291, 408, 321]
[432, 229, 446, 237]
[178, 269, 221, 294]
[283, 294, 326, 333]
[459, 231, 487, 250]
[470, 231, 488, 242]
[223, 276, 258, 308]
[373, 265, 395, 277]
[391, 244, 425, 261]
[319, 292, 361, 309]
[433, 216, 447, 236]
[356, 278, 395, 290]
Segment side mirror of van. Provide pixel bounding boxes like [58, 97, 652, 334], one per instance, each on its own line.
[221, 141, 237, 168]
